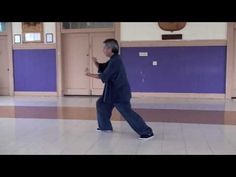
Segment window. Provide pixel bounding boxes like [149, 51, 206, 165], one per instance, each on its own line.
[0, 22, 6, 32]
[62, 22, 114, 29]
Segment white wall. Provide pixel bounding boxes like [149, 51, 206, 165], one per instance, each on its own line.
[120, 22, 227, 41]
[12, 22, 22, 35]
[12, 22, 56, 44]
[11, 22, 227, 43]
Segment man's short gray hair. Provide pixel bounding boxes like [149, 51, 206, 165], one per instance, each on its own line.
[104, 39, 119, 54]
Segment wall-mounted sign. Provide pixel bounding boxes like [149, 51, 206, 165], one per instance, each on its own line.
[22, 22, 43, 43]
[158, 22, 187, 40]
[46, 33, 53, 43]
[14, 34, 21, 44]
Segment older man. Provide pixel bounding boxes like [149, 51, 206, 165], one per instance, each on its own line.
[85, 39, 154, 140]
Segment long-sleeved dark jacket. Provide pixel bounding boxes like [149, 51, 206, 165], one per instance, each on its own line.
[98, 54, 131, 103]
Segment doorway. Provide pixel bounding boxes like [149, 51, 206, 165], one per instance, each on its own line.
[60, 22, 118, 96]
[0, 22, 13, 96]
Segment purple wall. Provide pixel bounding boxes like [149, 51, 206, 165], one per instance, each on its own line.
[121, 46, 226, 93]
[13, 49, 57, 92]
[12, 46, 226, 94]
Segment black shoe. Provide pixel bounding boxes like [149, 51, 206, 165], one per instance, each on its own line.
[139, 133, 154, 141]
[96, 128, 113, 133]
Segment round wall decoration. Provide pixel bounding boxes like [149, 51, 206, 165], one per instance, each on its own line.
[158, 22, 187, 32]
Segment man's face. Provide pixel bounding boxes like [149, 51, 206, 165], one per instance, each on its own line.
[103, 44, 113, 57]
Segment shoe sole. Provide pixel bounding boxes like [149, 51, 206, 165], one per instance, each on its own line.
[96, 129, 113, 133]
[139, 135, 154, 141]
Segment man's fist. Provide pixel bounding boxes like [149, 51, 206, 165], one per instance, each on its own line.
[92, 57, 98, 63]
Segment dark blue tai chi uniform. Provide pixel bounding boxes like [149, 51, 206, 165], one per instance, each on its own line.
[97, 54, 153, 136]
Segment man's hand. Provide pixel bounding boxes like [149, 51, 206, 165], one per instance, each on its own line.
[92, 57, 98, 63]
[92, 57, 99, 68]
[85, 67, 99, 79]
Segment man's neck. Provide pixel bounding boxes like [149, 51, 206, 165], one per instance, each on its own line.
[110, 53, 117, 58]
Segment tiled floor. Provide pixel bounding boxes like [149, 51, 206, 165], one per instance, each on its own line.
[0, 96, 236, 154]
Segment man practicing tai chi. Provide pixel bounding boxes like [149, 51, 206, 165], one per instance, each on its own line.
[85, 38, 154, 140]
